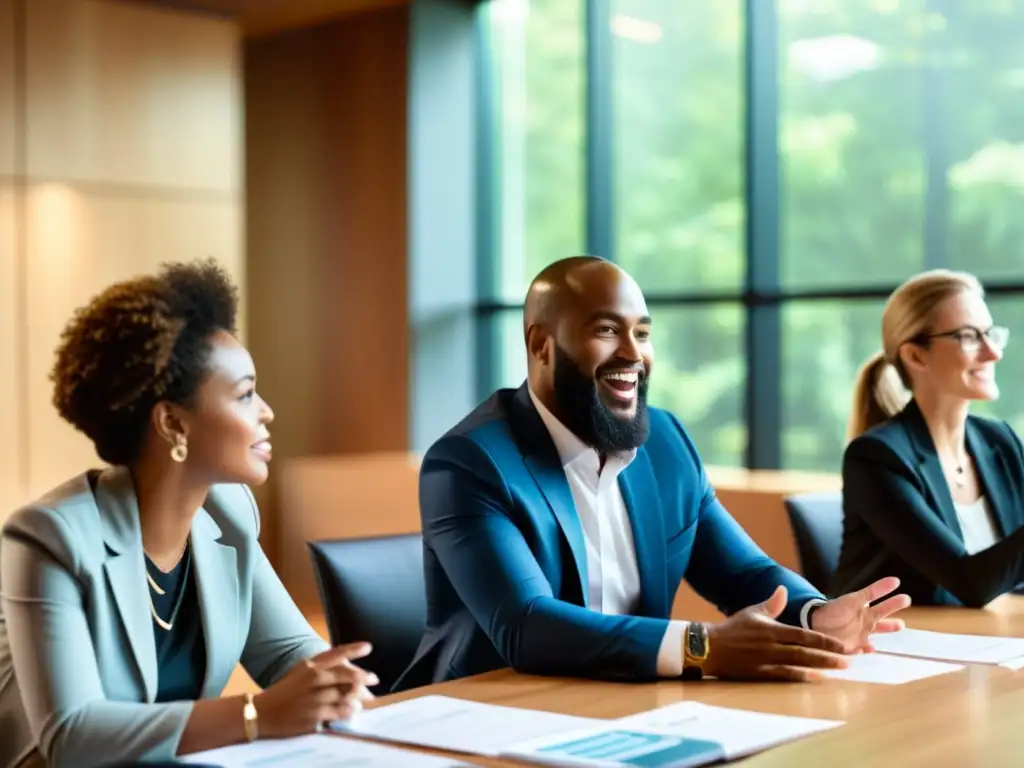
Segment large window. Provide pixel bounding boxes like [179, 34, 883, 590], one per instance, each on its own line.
[779, 0, 926, 290]
[477, 0, 1024, 473]
[612, 0, 745, 294]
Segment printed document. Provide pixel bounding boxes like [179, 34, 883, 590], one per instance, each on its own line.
[180, 733, 470, 767]
[612, 701, 841, 759]
[500, 727, 725, 768]
[333, 694, 603, 756]
[334, 695, 843, 766]
[500, 700, 841, 767]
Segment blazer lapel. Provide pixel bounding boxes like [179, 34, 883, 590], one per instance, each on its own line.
[523, 455, 590, 608]
[619, 450, 667, 618]
[902, 402, 964, 539]
[967, 421, 1014, 538]
[513, 385, 590, 607]
[190, 508, 239, 699]
[95, 467, 158, 702]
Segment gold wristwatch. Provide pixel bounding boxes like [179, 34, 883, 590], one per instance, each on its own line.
[243, 693, 259, 742]
[682, 622, 710, 680]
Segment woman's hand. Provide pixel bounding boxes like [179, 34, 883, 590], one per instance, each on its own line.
[254, 642, 378, 738]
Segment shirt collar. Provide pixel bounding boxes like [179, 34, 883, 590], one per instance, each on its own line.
[528, 386, 637, 471]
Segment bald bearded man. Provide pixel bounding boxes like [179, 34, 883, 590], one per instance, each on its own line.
[394, 256, 910, 690]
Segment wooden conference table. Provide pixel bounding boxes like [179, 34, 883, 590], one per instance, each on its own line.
[362, 596, 1024, 767]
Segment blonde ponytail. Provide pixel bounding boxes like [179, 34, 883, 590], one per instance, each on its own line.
[847, 351, 911, 441]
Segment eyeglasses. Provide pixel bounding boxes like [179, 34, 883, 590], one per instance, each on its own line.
[918, 325, 1010, 354]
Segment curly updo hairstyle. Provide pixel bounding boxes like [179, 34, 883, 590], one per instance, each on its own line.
[51, 259, 239, 466]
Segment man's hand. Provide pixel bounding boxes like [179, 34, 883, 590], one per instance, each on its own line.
[810, 576, 911, 653]
[702, 586, 849, 682]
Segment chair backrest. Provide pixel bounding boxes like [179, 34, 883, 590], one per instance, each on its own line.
[783, 490, 844, 594]
[307, 534, 426, 694]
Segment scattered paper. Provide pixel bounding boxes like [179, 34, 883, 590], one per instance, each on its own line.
[821, 651, 964, 684]
[332, 694, 602, 757]
[181, 733, 469, 767]
[612, 701, 842, 760]
[870, 628, 1024, 667]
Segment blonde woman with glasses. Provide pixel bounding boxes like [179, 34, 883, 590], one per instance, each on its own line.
[835, 269, 1024, 608]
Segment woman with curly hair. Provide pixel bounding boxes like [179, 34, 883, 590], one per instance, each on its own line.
[0, 261, 376, 768]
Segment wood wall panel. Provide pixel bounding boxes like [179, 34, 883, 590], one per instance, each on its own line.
[23, 186, 241, 497]
[320, 9, 408, 455]
[0, 1, 22, 522]
[245, 8, 408, 459]
[244, 7, 409, 559]
[0, 186, 21, 521]
[0, 0, 246, 506]
[244, 28, 331, 468]
[24, 0, 240, 191]
[0, 0, 14, 176]
[244, 24, 332, 549]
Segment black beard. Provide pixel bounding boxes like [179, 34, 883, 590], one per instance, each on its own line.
[551, 344, 650, 453]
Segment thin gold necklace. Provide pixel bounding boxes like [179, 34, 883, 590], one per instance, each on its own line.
[143, 539, 189, 594]
[146, 545, 191, 631]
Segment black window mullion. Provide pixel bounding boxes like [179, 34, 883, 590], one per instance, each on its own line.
[585, 0, 614, 261]
[474, 4, 500, 400]
[744, 0, 782, 470]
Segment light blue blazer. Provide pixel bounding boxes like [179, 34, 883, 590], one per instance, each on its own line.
[0, 466, 329, 768]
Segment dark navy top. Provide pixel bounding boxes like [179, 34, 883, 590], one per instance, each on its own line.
[146, 543, 206, 702]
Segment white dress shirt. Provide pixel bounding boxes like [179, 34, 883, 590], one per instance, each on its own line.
[529, 388, 823, 678]
[529, 389, 688, 675]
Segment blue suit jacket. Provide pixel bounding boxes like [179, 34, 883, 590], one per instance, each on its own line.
[394, 385, 822, 690]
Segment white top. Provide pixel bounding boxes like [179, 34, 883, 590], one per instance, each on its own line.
[953, 495, 1001, 555]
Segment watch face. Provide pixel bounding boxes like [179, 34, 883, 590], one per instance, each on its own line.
[687, 624, 707, 657]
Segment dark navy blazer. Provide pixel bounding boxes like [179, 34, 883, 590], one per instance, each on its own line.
[394, 385, 823, 690]
[836, 399, 1024, 607]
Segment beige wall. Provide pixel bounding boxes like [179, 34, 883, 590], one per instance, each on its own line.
[0, 0, 242, 522]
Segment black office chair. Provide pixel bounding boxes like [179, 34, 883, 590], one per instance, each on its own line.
[783, 490, 844, 595]
[307, 533, 426, 694]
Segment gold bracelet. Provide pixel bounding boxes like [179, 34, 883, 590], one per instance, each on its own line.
[242, 693, 259, 742]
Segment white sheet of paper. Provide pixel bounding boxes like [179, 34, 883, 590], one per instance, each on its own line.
[821, 651, 964, 684]
[180, 733, 469, 767]
[333, 694, 603, 757]
[998, 654, 1024, 670]
[612, 701, 842, 759]
[870, 628, 1024, 666]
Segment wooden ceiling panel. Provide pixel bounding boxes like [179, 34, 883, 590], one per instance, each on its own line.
[133, 0, 409, 37]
